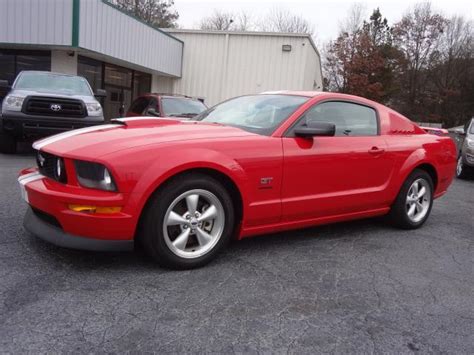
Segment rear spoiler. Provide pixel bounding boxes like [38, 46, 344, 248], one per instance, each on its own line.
[420, 126, 449, 136]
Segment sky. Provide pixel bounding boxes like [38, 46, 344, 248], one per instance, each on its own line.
[174, 0, 474, 43]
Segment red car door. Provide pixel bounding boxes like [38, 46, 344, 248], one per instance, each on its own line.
[281, 100, 393, 222]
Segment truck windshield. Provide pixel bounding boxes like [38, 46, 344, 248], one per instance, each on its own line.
[162, 98, 207, 117]
[14, 72, 93, 96]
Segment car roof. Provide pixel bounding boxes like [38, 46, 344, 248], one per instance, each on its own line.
[259, 90, 382, 104]
[260, 90, 324, 97]
[148, 93, 199, 99]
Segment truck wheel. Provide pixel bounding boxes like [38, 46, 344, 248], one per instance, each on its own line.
[0, 130, 17, 154]
[389, 169, 434, 229]
[140, 173, 235, 269]
[456, 156, 472, 179]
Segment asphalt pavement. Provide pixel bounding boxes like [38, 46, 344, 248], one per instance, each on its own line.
[0, 151, 473, 354]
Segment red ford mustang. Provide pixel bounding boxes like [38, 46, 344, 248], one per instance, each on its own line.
[18, 92, 457, 269]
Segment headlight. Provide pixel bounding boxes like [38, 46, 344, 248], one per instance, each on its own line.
[2, 95, 25, 111]
[36, 151, 67, 183]
[86, 102, 103, 116]
[467, 138, 474, 148]
[74, 160, 117, 191]
[55, 157, 67, 183]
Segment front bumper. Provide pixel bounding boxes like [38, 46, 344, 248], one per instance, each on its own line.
[24, 208, 133, 251]
[18, 169, 136, 251]
[1, 111, 104, 138]
[463, 150, 474, 167]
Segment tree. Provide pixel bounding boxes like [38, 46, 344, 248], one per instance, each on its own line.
[424, 16, 474, 126]
[199, 10, 254, 31]
[324, 8, 402, 102]
[392, 3, 446, 119]
[339, 3, 366, 35]
[260, 8, 314, 35]
[114, 0, 179, 28]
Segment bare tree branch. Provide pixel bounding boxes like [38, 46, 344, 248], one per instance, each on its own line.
[259, 8, 314, 35]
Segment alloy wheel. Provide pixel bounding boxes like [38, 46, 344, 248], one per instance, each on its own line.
[405, 178, 431, 223]
[162, 189, 225, 259]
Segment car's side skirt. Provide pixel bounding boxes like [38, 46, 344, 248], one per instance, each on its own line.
[239, 207, 391, 239]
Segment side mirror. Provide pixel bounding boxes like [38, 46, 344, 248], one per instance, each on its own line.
[146, 108, 160, 117]
[94, 89, 107, 98]
[295, 121, 336, 137]
[0, 80, 10, 89]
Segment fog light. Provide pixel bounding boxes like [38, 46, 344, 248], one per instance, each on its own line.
[466, 153, 474, 164]
[68, 205, 122, 214]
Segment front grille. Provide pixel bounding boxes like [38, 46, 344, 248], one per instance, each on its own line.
[32, 207, 62, 229]
[36, 151, 67, 183]
[23, 96, 86, 118]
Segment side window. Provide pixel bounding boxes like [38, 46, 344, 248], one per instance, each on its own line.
[301, 101, 378, 136]
[129, 97, 150, 115]
[148, 98, 158, 111]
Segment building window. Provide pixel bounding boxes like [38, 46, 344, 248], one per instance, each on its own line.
[78, 56, 102, 94]
[133, 71, 152, 98]
[77, 56, 151, 120]
[0, 50, 51, 85]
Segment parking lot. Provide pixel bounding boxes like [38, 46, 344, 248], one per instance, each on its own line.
[0, 151, 473, 353]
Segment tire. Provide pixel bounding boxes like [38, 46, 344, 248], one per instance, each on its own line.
[389, 169, 434, 229]
[140, 173, 235, 269]
[456, 155, 472, 180]
[0, 130, 17, 154]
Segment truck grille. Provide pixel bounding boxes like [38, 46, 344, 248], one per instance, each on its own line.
[24, 96, 86, 118]
[36, 151, 67, 183]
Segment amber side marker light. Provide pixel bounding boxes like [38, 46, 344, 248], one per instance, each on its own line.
[69, 205, 122, 214]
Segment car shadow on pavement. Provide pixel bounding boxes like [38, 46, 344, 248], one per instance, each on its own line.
[22, 217, 389, 272]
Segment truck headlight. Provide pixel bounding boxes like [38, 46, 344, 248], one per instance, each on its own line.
[3, 95, 25, 111]
[74, 160, 117, 191]
[86, 102, 103, 116]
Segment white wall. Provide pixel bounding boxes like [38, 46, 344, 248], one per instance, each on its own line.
[0, 0, 73, 46]
[51, 50, 78, 75]
[151, 75, 174, 93]
[167, 30, 322, 106]
[79, 0, 183, 77]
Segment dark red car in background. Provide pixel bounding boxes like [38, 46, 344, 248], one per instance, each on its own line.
[126, 93, 207, 119]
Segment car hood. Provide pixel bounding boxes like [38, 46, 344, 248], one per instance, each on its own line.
[35, 118, 256, 159]
[10, 89, 97, 103]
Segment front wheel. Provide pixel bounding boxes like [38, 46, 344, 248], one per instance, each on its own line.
[389, 169, 434, 229]
[140, 173, 235, 269]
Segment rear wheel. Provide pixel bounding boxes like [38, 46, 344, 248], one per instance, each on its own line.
[456, 156, 472, 179]
[140, 173, 235, 269]
[0, 130, 17, 154]
[389, 169, 433, 229]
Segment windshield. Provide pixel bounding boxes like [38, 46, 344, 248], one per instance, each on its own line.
[195, 95, 309, 135]
[14, 72, 93, 96]
[162, 97, 207, 117]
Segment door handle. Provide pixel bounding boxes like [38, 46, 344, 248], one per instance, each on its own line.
[368, 146, 385, 155]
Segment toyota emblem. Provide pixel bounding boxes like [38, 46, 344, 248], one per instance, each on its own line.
[50, 104, 62, 111]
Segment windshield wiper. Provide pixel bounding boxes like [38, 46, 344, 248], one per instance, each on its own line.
[168, 113, 199, 117]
